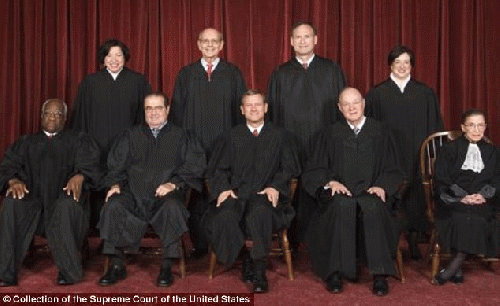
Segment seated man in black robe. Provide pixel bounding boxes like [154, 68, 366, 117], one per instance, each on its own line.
[205, 89, 300, 293]
[0, 99, 101, 287]
[98, 92, 206, 287]
[303, 88, 404, 296]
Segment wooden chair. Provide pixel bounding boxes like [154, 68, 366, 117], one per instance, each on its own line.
[208, 179, 298, 281]
[420, 131, 498, 282]
[105, 188, 192, 278]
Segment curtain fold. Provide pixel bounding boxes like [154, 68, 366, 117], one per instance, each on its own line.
[1, 0, 499, 154]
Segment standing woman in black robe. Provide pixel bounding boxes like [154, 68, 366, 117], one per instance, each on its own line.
[366, 46, 444, 259]
[433, 109, 500, 284]
[71, 39, 152, 229]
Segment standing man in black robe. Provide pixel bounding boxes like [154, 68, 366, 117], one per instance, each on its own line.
[72, 38, 152, 231]
[171, 28, 246, 255]
[366, 46, 443, 259]
[303, 88, 404, 296]
[205, 90, 300, 293]
[267, 22, 346, 243]
[0, 99, 101, 287]
[98, 93, 206, 287]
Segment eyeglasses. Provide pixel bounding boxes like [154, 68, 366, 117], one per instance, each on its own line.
[463, 123, 487, 130]
[145, 106, 166, 112]
[199, 39, 222, 45]
[42, 111, 64, 118]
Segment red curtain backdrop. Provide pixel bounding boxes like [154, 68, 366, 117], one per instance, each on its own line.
[1, 0, 499, 154]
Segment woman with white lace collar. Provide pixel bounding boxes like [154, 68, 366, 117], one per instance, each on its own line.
[433, 109, 500, 285]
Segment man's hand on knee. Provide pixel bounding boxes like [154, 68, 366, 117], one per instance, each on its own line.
[63, 174, 85, 201]
[216, 190, 237, 207]
[6, 178, 29, 199]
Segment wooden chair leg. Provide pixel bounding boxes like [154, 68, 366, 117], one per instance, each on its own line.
[281, 228, 294, 281]
[104, 256, 110, 274]
[431, 242, 441, 283]
[208, 248, 217, 279]
[396, 236, 405, 283]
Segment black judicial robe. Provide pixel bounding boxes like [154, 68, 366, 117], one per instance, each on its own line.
[98, 124, 206, 253]
[302, 118, 404, 279]
[171, 59, 246, 152]
[267, 56, 346, 157]
[366, 78, 443, 232]
[205, 123, 301, 265]
[72, 67, 152, 160]
[434, 136, 500, 257]
[0, 130, 101, 231]
[0, 130, 101, 283]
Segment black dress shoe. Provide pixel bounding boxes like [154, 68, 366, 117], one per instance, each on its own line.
[57, 272, 74, 285]
[433, 269, 448, 285]
[252, 274, 268, 293]
[0, 279, 16, 287]
[241, 257, 254, 283]
[99, 264, 127, 286]
[157, 267, 174, 287]
[373, 276, 389, 296]
[326, 273, 343, 293]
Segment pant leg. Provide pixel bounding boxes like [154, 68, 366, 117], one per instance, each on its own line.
[150, 190, 190, 258]
[46, 194, 89, 283]
[245, 195, 274, 260]
[0, 197, 41, 283]
[205, 198, 245, 266]
[357, 194, 397, 276]
[98, 192, 147, 254]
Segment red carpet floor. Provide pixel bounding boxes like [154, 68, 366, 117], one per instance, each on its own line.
[1, 237, 499, 305]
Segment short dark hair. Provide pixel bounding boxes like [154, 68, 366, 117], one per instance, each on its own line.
[291, 21, 317, 36]
[97, 39, 131, 65]
[388, 45, 415, 67]
[241, 89, 267, 104]
[145, 92, 171, 107]
[461, 109, 486, 124]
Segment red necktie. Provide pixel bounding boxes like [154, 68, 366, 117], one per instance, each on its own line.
[302, 63, 308, 70]
[252, 129, 259, 137]
[207, 63, 213, 81]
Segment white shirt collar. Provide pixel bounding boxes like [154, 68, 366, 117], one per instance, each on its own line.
[150, 121, 167, 131]
[390, 73, 411, 93]
[43, 130, 58, 137]
[201, 58, 220, 71]
[247, 123, 264, 134]
[107, 68, 123, 80]
[296, 54, 315, 66]
[347, 116, 366, 131]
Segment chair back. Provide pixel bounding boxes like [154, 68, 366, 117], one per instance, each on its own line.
[420, 131, 463, 222]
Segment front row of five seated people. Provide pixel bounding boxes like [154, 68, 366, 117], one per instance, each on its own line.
[0, 89, 499, 297]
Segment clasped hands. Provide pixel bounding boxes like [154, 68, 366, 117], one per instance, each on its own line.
[326, 180, 386, 202]
[7, 174, 85, 201]
[216, 187, 280, 208]
[105, 182, 176, 202]
[460, 194, 486, 205]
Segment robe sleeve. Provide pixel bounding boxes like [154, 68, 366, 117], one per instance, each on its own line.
[232, 68, 247, 126]
[74, 132, 102, 189]
[71, 77, 90, 132]
[133, 75, 152, 126]
[169, 131, 206, 192]
[268, 133, 302, 199]
[302, 128, 336, 198]
[373, 127, 405, 197]
[267, 69, 281, 125]
[365, 88, 381, 120]
[0, 136, 29, 193]
[170, 69, 187, 126]
[425, 88, 444, 133]
[206, 134, 233, 201]
[102, 131, 131, 189]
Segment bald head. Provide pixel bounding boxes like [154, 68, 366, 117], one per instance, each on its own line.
[338, 87, 365, 126]
[197, 28, 224, 61]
